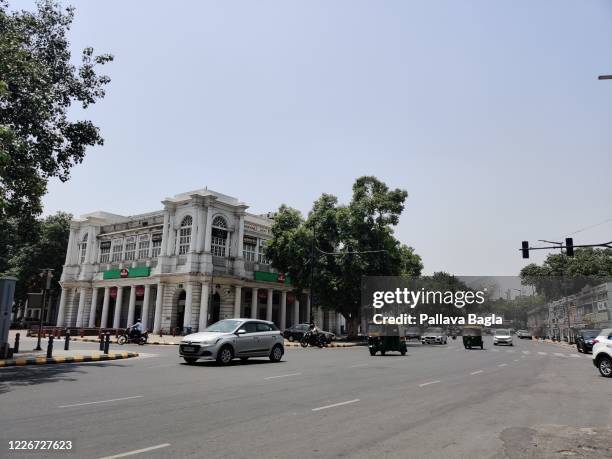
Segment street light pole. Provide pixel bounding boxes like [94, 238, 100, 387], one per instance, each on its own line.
[35, 269, 54, 351]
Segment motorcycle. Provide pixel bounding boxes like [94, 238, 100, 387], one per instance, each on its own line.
[300, 331, 326, 348]
[117, 327, 148, 345]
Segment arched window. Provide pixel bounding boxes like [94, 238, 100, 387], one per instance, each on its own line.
[79, 233, 88, 264]
[211, 215, 228, 257]
[178, 215, 193, 255]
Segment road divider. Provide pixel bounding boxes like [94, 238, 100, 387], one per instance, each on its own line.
[0, 352, 139, 368]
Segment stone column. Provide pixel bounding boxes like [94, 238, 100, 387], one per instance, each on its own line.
[56, 288, 68, 327]
[294, 298, 300, 326]
[184, 283, 193, 329]
[204, 206, 213, 252]
[142, 284, 152, 330]
[100, 287, 110, 328]
[336, 312, 343, 335]
[153, 284, 163, 334]
[266, 288, 273, 322]
[199, 282, 209, 331]
[189, 207, 199, 253]
[88, 287, 99, 328]
[160, 211, 170, 256]
[306, 294, 311, 323]
[237, 214, 245, 259]
[127, 285, 137, 326]
[233, 286, 242, 317]
[65, 227, 78, 265]
[251, 287, 259, 319]
[280, 291, 287, 331]
[85, 229, 95, 264]
[112, 286, 124, 329]
[75, 287, 88, 328]
[196, 205, 206, 253]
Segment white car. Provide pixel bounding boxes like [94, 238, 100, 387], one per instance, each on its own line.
[493, 329, 513, 346]
[592, 328, 612, 378]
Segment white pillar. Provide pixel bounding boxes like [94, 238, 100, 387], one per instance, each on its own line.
[204, 206, 213, 252]
[184, 283, 193, 329]
[100, 287, 110, 328]
[88, 287, 99, 328]
[199, 282, 209, 331]
[160, 211, 170, 256]
[56, 288, 68, 327]
[237, 214, 245, 259]
[306, 294, 311, 323]
[85, 229, 95, 264]
[112, 286, 124, 329]
[189, 207, 199, 253]
[127, 285, 137, 326]
[336, 312, 343, 335]
[266, 289, 273, 322]
[142, 284, 151, 330]
[233, 286, 242, 317]
[251, 287, 259, 319]
[196, 206, 206, 253]
[280, 291, 287, 331]
[75, 287, 87, 328]
[294, 298, 300, 326]
[65, 228, 77, 265]
[153, 284, 163, 334]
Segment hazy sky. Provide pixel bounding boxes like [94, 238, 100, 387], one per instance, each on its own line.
[25, 0, 612, 275]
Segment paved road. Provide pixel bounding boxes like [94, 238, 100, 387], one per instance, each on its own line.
[1, 336, 611, 459]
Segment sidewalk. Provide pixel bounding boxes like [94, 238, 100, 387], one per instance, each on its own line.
[0, 348, 139, 368]
[68, 334, 363, 348]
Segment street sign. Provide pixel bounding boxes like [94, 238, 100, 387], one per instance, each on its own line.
[120, 268, 129, 278]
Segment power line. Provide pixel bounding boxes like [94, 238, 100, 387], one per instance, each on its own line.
[563, 217, 612, 237]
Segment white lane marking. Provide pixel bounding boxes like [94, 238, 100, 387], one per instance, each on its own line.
[570, 354, 581, 358]
[349, 363, 369, 368]
[492, 349, 500, 352]
[470, 370, 483, 375]
[522, 351, 530, 354]
[554, 353, 565, 357]
[312, 399, 360, 411]
[498, 363, 508, 367]
[506, 350, 515, 353]
[538, 352, 547, 355]
[513, 359, 519, 362]
[97, 443, 171, 459]
[419, 380, 441, 387]
[264, 372, 302, 380]
[58, 395, 144, 409]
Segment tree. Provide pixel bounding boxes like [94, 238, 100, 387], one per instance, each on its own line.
[0, 0, 113, 224]
[5, 211, 71, 316]
[520, 248, 612, 299]
[266, 176, 423, 338]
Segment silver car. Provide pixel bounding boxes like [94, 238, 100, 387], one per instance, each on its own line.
[493, 329, 513, 346]
[179, 318, 285, 365]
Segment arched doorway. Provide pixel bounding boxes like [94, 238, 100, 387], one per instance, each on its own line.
[174, 290, 186, 332]
[210, 292, 221, 324]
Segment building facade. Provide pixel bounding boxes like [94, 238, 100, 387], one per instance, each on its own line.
[55, 188, 344, 334]
[526, 281, 612, 340]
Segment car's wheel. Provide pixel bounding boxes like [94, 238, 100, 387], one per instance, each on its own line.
[269, 344, 283, 362]
[117, 335, 127, 345]
[598, 355, 612, 378]
[400, 349, 406, 356]
[494, 343, 497, 346]
[288, 335, 294, 342]
[381, 350, 386, 356]
[216, 345, 233, 365]
[369, 348, 376, 356]
[577, 344, 583, 353]
[183, 357, 198, 364]
[480, 344, 484, 350]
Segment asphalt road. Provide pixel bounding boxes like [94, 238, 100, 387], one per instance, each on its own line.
[1, 336, 611, 459]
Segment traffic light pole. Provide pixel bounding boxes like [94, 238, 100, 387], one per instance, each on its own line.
[520, 239, 612, 259]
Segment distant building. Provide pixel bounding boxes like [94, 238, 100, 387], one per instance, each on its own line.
[55, 188, 344, 334]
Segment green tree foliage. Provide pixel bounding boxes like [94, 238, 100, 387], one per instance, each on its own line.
[520, 248, 612, 300]
[4, 211, 71, 313]
[266, 176, 423, 337]
[0, 0, 112, 223]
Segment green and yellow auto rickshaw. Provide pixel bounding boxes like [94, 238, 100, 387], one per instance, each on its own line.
[462, 326, 484, 350]
[367, 323, 407, 356]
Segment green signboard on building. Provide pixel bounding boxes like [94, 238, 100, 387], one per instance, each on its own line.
[254, 271, 291, 285]
[103, 266, 151, 280]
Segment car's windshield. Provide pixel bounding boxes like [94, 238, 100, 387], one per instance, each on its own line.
[495, 329, 510, 335]
[581, 330, 599, 338]
[205, 320, 241, 333]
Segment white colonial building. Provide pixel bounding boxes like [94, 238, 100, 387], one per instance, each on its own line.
[55, 188, 343, 334]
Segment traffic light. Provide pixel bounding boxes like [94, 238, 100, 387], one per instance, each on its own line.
[521, 241, 529, 259]
[565, 238, 574, 257]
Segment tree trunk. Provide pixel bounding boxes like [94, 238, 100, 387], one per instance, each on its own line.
[346, 315, 361, 340]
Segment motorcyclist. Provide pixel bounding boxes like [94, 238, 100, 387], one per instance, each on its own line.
[307, 322, 320, 343]
[129, 318, 144, 341]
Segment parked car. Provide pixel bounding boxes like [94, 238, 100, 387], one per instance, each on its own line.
[179, 319, 284, 365]
[576, 329, 600, 354]
[283, 323, 335, 343]
[493, 329, 513, 346]
[592, 328, 612, 378]
[516, 330, 532, 340]
[405, 327, 422, 341]
[421, 327, 447, 345]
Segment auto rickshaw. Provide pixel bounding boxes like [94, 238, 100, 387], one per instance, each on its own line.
[462, 326, 484, 350]
[367, 323, 407, 356]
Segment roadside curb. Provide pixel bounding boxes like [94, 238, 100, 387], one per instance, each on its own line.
[0, 352, 139, 368]
[70, 337, 365, 348]
[284, 342, 365, 348]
